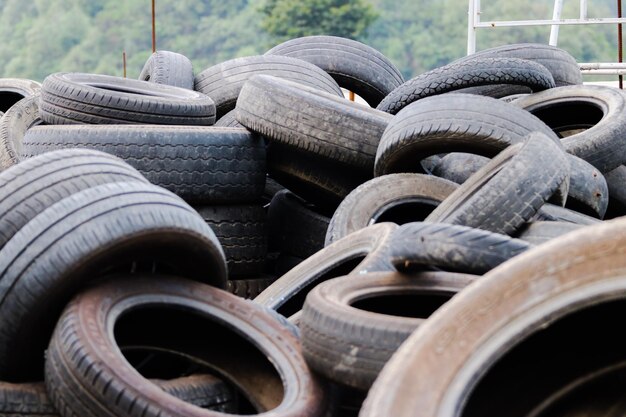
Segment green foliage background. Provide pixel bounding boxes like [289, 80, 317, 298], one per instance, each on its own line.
[0, 0, 620, 81]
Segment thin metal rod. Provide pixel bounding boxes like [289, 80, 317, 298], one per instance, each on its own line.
[467, 0, 477, 54]
[151, 0, 156, 53]
[123, 51, 127, 78]
[580, 0, 588, 19]
[619, 0, 623, 88]
[579, 62, 626, 68]
[349, 91, 355, 101]
[475, 17, 626, 27]
[550, 0, 564, 46]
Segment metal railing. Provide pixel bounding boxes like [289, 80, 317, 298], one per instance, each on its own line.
[467, 0, 626, 75]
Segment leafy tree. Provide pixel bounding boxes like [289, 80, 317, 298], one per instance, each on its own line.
[260, 0, 377, 41]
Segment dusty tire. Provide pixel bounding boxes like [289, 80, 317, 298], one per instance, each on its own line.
[0, 78, 41, 112]
[22, 125, 266, 204]
[40, 72, 216, 125]
[426, 133, 570, 235]
[237, 75, 392, 171]
[226, 276, 277, 299]
[535, 203, 602, 225]
[0, 181, 227, 381]
[605, 165, 626, 218]
[360, 218, 626, 417]
[45, 276, 324, 417]
[514, 221, 584, 245]
[265, 35, 404, 107]
[300, 271, 475, 390]
[376, 58, 555, 115]
[195, 55, 342, 119]
[214, 109, 243, 128]
[255, 223, 398, 319]
[390, 222, 531, 274]
[431, 153, 491, 185]
[139, 50, 195, 90]
[325, 174, 458, 245]
[0, 93, 42, 170]
[513, 85, 626, 173]
[195, 205, 267, 277]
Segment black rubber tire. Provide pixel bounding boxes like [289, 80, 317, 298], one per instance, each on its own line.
[152, 374, 237, 412]
[374, 93, 560, 176]
[535, 203, 602, 225]
[255, 223, 397, 319]
[45, 276, 324, 417]
[376, 57, 555, 115]
[267, 144, 371, 211]
[513, 85, 626, 173]
[514, 221, 584, 246]
[0, 93, 42, 171]
[268, 190, 330, 259]
[40, 72, 216, 125]
[432, 152, 609, 218]
[237, 75, 392, 171]
[214, 109, 243, 128]
[300, 271, 475, 390]
[455, 43, 583, 87]
[22, 125, 266, 204]
[0, 78, 41, 112]
[0, 149, 148, 251]
[139, 50, 195, 90]
[195, 55, 343, 119]
[0, 181, 227, 381]
[426, 132, 570, 235]
[226, 276, 277, 299]
[195, 205, 267, 277]
[265, 35, 405, 107]
[390, 222, 532, 274]
[325, 174, 459, 245]
[605, 165, 626, 218]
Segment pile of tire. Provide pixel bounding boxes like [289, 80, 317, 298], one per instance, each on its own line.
[0, 36, 624, 416]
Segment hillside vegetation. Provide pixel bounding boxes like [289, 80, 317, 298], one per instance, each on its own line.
[0, 0, 620, 81]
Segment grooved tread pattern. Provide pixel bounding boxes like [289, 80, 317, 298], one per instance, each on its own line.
[139, 51, 195, 90]
[0, 93, 41, 171]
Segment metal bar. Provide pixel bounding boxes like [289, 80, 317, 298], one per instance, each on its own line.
[123, 51, 127, 78]
[580, 0, 588, 19]
[581, 68, 626, 74]
[619, 0, 623, 89]
[467, 0, 477, 54]
[475, 17, 626, 27]
[550, 0, 564, 46]
[151, 0, 156, 53]
[579, 62, 626, 68]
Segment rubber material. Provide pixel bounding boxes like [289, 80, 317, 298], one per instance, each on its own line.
[0, 93, 41, 171]
[140, 50, 195, 90]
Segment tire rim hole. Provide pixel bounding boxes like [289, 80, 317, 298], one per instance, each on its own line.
[528, 101, 604, 137]
[0, 91, 25, 112]
[350, 291, 453, 319]
[370, 198, 440, 226]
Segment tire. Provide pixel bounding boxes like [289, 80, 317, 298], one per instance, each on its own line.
[390, 222, 532, 274]
[22, 125, 266, 204]
[267, 144, 371, 211]
[374, 93, 559, 176]
[455, 43, 583, 87]
[237, 75, 392, 171]
[426, 133, 570, 235]
[195, 55, 343, 119]
[376, 58, 555, 115]
[325, 174, 459, 245]
[139, 50, 195, 90]
[265, 35, 405, 107]
[226, 276, 277, 299]
[40, 72, 216, 125]
[254, 223, 398, 319]
[45, 276, 324, 417]
[214, 109, 243, 128]
[514, 221, 584, 245]
[431, 153, 491, 184]
[300, 271, 475, 390]
[0, 78, 41, 112]
[535, 203, 602, 225]
[268, 190, 330, 259]
[605, 165, 626, 218]
[195, 205, 267, 277]
[360, 218, 626, 417]
[0, 181, 227, 381]
[0, 149, 148, 251]
[513, 85, 626, 173]
[0, 93, 42, 171]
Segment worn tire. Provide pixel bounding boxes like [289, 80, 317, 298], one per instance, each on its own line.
[0, 78, 41, 112]
[0, 181, 227, 381]
[426, 133, 570, 235]
[301, 271, 475, 390]
[40, 73, 216, 125]
[535, 203, 602, 225]
[376, 58, 555, 115]
[140, 50, 195, 90]
[237, 75, 392, 171]
[514, 221, 583, 245]
[22, 125, 266, 204]
[226, 276, 277, 299]
[195, 205, 267, 277]
[605, 165, 626, 218]
[0, 93, 42, 170]
[195, 55, 342, 119]
[325, 174, 458, 245]
[513, 85, 626, 173]
[255, 223, 398, 319]
[265, 35, 404, 107]
[360, 218, 626, 417]
[214, 109, 243, 128]
[45, 276, 324, 417]
[390, 222, 532, 274]
[431, 153, 490, 185]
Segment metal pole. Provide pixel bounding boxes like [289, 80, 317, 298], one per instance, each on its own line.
[549, 0, 564, 46]
[467, 0, 477, 54]
[151, 0, 156, 53]
[619, 0, 623, 89]
[349, 91, 355, 101]
[123, 51, 127, 78]
[580, 0, 588, 19]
